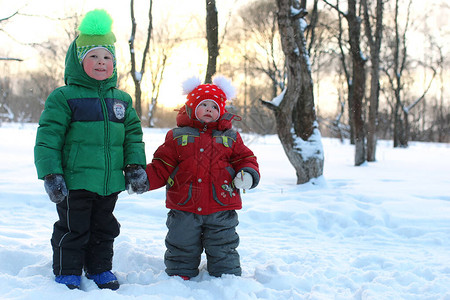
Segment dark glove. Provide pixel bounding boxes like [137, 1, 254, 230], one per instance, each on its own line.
[44, 174, 68, 204]
[125, 165, 149, 194]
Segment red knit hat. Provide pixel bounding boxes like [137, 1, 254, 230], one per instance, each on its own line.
[182, 76, 236, 121]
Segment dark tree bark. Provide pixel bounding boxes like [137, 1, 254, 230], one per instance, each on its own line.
[347, 0, 367, 166]
[330, 0, 354, 144]
[263, 0, 323, 184]
[362, 0, 384, 162]
[324, 0, 367, 165]
[380, 0, 411, 148]
[129, 0, 153, 119]
[205, 0, 219, 84]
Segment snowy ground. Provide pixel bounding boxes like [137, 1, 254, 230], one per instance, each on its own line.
[0, 123, 449, 300]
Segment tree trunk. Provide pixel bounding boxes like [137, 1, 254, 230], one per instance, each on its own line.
[133, 84, 142, 118]
[400, 108, 409, 147]
[363, 0, 384, 162]
[270, 0, 323, 184]
[205, 0, 219, 84]
[334, 1, 354, 144]
[347, 0, 366, 166]
[128, 0, 153, 120]
[347, 86, 354, 144]
[393, 99, 401, 147]
[366, 79, 379, 160]
[391, 0, 412, 148]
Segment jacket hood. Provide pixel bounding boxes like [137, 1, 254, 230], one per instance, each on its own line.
[64, 38, 117, 90]
[175, 105, 239, 131]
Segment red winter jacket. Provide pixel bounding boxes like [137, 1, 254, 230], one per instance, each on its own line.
[145, 107, 260, 215]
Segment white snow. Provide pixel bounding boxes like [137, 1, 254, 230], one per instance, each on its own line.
[134, 71, 142, 82]
[269, 87, 286, 107]
[0, 123, 449, 299]
[292, 123, 324, 160]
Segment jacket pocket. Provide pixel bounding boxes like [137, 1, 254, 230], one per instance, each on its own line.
[166, 166, 193, 206]
[176, 182, 193, 206]
[211, 165, 238, 206]
[64, 143, 79, 172]
[212, 183, 228, 206]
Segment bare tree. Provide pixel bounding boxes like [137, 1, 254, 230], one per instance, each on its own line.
[362, 0, 383, 162]
[237, 0, 284, 100]
[205, 0, 219, 83]
[323, 0, 355, 143]
[338, 4, 354, 144]
[0, 77, 14, 123]
[227, 0, 283, 131]
[381, 0, 411, 147]
[1, 10, 79, 124]
[324, 0, 367, 166]
[435, 44, 448, 143]
[147, 22, 181, 127]
[1, 9, 23, 61]
[262, 0, 323, 184]
[384, 0, 440, 147]
[129, 0, 153, 119]
[347, 0, 366, 166]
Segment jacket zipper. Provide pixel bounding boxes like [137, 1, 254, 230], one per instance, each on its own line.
[99, 83, 111, 195]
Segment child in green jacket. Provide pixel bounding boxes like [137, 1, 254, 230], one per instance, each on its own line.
[34, 9, 148, 290]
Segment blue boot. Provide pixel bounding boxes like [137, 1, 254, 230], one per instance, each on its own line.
[86, 270, 119, 290]
[55, 275, 81, 289]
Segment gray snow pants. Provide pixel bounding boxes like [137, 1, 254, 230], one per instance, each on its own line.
[164, 209, 241, 278]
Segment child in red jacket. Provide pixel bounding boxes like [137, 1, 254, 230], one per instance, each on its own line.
[141, 76, 260, 279]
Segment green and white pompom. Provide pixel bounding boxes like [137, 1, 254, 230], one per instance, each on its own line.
[76, 9, 116, 65]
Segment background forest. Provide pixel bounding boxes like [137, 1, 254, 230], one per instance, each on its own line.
[1, 0, 449, 145]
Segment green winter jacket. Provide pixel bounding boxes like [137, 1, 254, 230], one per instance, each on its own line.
[34, 39, 146, 196]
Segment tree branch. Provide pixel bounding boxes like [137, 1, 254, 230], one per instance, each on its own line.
[0, 10, 19, 23]
[140, 1, 153, 74]
[322, 0, 347, 18]
[259, 98, 278, 111]
[406, 66, 437, 112]
[0, 57, 23, 61]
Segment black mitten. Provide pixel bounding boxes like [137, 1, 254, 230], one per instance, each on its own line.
[125, 165, 149, 194]
[44, 174, 68, 204]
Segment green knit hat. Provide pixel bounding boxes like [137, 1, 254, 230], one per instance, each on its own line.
[76, 9, 116, 64]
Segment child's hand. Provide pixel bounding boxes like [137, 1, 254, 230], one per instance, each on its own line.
[44, 174, 68, 204]
[233, 171, 253, 190]
[125, 165, 149, 194]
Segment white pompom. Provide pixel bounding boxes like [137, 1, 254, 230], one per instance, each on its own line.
[213, 76, 236, 99]
[182, 76, 202, 95]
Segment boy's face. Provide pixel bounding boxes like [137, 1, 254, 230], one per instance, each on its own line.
[82, 48, 114, 81]
[195, 100, 220, 123]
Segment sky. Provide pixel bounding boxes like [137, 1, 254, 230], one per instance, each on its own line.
[0, 123, 449, 299]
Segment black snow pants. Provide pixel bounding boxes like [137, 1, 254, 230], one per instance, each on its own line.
[164, 209, 241, 278]
[51, 189, 120, 276]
